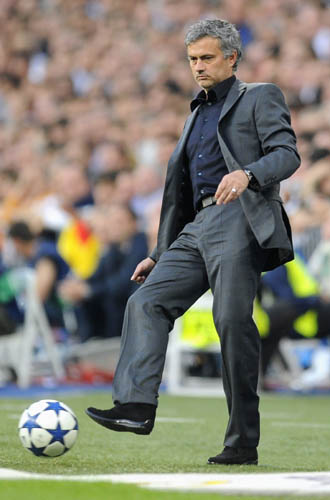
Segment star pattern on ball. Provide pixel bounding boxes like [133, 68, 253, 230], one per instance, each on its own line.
[22, 415, 42, 431]
[18, 399, 79, 457]
[48, 422, 70, 445]
[29, 443, 46, 456]
[44, 401, 69, 415]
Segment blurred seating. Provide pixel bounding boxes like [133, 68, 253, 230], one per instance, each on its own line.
[0, 0, 329, 387]
[0, 268, 65, 388]
[256, 254, 330, 389]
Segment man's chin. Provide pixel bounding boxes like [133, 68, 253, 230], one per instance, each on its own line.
[196, 77, 209, 85]
[199, 81, 213, 90]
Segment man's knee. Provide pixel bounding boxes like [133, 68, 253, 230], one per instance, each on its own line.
[126, 286, 177, 326]
[126, 287, 156, 316]
[215, 309, 256, 337]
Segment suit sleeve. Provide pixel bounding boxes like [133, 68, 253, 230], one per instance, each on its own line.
[149, 247, 157, 262]
[246, 84, 300, 189]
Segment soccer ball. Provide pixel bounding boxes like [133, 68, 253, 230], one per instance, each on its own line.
[18, 399, 79, 457]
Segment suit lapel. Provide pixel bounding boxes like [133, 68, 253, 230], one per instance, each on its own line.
[170, 105, 200, 164]
[173, 78, 246, 161]
[219, 79, 246, 122]
[183, 105, 200, 138]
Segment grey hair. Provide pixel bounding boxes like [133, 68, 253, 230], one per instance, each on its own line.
[184, 19, 242, 72]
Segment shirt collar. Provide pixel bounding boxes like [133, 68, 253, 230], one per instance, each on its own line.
[190, 75, 236, 112]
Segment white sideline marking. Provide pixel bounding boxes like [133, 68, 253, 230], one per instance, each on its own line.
[272, 422, 330, 429]
[2, 404, 25, 410]
[2, 469, 330, 495]
[157, 417, 201, 423]
[261, 412, 293, 419]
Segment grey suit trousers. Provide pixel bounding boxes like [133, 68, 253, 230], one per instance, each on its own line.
[112, 199, 267, 448]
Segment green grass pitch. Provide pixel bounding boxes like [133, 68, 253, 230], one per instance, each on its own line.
[1, 392, 330, 499]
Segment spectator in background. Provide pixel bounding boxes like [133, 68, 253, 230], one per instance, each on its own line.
[88, 141, 133, 178]
[92, 171, 118, 207]
[31, 161, 101, 280]
[0, 163, 50, 227]
[59, 204, 148, 341]
[256, 254, 330, 386]
[309, 214, 330, 299]
[0, 1, 329, 242]
[113, 170, 136, 207]
[223, 0, 254, 47]
[289, 156, 330, 260]
[34, 161, 94, 233]
[131, 165, 164, 229]
[0, 0, 329, 389]
[0, 220, 70, 330]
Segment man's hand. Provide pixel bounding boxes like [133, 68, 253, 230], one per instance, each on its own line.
[131, 257, 156, 284]
[215, 170, 249, 205]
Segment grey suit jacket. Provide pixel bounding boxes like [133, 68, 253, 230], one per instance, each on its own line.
[151, 79, 301, 271]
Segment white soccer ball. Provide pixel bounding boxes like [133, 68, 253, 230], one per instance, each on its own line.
[18, 399, 79, 457]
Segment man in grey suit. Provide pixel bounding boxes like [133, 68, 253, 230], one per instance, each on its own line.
[86, 19, 300, 465]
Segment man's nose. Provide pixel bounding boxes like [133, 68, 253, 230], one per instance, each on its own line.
[195, 59, 206, 72]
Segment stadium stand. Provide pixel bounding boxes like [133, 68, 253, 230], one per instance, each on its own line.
[0, 0, 329, 388]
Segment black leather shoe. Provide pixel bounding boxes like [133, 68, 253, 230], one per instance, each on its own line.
[85, 403, 156, 435]
[208, 446, 258, 465]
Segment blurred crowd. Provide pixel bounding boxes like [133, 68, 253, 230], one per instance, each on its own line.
[0, 0, 330, 387]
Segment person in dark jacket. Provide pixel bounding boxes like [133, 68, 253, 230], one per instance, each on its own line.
[59, 203, 148, 340]
[85, 19, 300, 466]
[256, 254, 330, 380]
[0, 220, 70, 329]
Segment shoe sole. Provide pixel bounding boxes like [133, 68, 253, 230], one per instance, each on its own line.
[207, 459, 258, 465]
[85, 409, 153, 435]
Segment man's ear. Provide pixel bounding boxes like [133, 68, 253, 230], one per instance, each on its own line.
[228, 50, 238, 68]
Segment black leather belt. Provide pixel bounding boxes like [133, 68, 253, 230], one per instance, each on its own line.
[197, 195, 217, 212]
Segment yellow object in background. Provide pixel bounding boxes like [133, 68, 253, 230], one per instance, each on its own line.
[57, 220, 101, 279]
[181, 309, 218, 348]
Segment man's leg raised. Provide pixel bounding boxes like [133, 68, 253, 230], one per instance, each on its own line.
[86, 236, 209, 434]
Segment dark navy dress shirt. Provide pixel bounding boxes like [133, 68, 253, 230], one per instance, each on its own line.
[186, 75, 236, 210]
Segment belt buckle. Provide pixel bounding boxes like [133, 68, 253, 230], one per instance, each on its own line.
[202, 196, 215, 209]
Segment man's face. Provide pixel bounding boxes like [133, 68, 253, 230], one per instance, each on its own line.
[187, 36, 237, 91]
[106, 205, 136, 244]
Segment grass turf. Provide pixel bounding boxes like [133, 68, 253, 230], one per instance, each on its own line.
[1, 392, 330, 499]
[1, 480, 327, 500]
